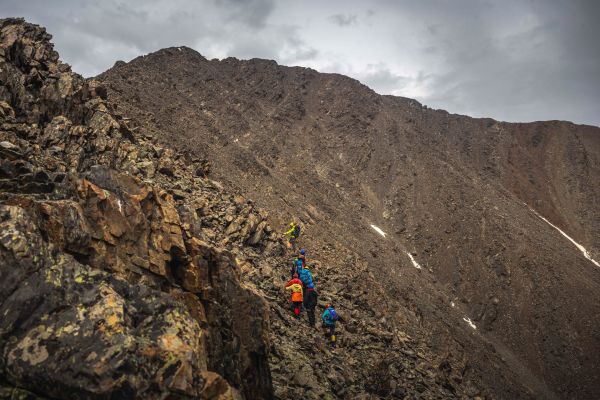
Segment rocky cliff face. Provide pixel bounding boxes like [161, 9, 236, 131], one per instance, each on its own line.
[0, 18, 274, 399]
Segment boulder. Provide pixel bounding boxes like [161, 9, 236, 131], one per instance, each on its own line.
[0, 205, 209, 399]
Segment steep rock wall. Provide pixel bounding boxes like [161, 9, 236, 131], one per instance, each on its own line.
[0, 18, 274, 400]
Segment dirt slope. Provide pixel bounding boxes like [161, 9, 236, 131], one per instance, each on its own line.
[97, 46, 600, 399]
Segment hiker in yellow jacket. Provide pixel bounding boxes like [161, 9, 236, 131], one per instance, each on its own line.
[283, 221, 300, 248]
[285, 273, 304, 317]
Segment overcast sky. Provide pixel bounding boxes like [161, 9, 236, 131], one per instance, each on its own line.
[2, 0, 599, 126]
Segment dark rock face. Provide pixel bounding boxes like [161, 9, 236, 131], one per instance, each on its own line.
[0, 18, 274, 399]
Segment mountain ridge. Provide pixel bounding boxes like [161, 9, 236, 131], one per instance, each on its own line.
[123, 45, 600, 129]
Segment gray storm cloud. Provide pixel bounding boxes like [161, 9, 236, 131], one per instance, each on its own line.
[328, 14, 358, 27]
[1, 0, 598, 126]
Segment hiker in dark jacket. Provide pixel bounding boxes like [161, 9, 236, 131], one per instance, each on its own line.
[298, 248, 306, 267]
[304, 286, 318, 327]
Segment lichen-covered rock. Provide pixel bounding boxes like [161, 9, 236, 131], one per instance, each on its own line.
[0, 205, 209, 399]
[0, 385, 46, 400]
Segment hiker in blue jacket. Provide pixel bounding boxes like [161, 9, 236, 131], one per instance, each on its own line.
[322, 304, 339, 346]
[297, 264, 314, 290]
[299, 265, 316, 326]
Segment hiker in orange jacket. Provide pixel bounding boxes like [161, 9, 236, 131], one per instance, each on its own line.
[285, 273, 304, 317]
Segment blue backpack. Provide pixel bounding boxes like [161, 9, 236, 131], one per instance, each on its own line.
[328, 307, 338, 321]
[298, 268, 313, 287]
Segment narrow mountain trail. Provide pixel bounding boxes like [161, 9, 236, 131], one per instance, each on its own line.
[236, 238, 482, 399]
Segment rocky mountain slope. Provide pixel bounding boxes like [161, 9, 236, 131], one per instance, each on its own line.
[97, 45, 600, 399]
[0, 18, 502, 400]
[1, 17, 599, 400]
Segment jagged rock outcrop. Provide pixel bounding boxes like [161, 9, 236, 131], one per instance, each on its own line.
[0, 205, 209, 398]
[0, 18, 274, 399]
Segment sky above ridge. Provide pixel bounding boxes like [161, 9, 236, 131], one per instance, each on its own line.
[2, 0, 599, 126]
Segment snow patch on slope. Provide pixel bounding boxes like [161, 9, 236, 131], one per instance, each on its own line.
[370, 224, 387, 238]
[463, 317, 477, 329]
[406, 252, 422, 269]
[367, 223, 423, 270]
[528, 207, 600, 268]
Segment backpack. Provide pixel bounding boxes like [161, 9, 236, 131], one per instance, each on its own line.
[292, 225, 301, 238]
[298, 268, 313, 287]
[328, 308, 338, 321]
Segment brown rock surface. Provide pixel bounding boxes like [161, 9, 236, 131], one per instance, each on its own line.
[0, 205, 207, 399]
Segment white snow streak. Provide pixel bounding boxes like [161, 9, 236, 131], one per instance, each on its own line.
[528, 207, 600, 268]
[370, 224, 387, 238]
[406, 252, 422, 269]
[463, 317, 477, 330]
[117, 199, 123, 214]
[368, 223, 423, 270]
